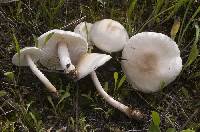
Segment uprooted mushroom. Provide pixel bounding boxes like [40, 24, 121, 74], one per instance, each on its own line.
[75, 53, 145, 119]
[37, 29, 88, 78]
[12, 47, 58, 96]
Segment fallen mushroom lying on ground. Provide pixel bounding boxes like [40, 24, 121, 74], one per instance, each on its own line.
[37, 29, 88, 78]
[75, 53, 145, 119]
[12, 47, 58, 96]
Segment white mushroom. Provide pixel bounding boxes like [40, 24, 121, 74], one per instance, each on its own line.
[76, 53, 111, 80]
[90, 19, 129, 53]
[122, 32, 182, 93]
[12, 47, 58, 95]
[37, 29, 88, 76]
[75, 53, 144, 119]
[91, 72, 145, 119]
[74, 22, 93, 45]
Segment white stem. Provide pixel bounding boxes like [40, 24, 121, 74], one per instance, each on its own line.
[91, 71, 144, 119]
[58, 42, 75, 73]
[26, 54, 58, 95]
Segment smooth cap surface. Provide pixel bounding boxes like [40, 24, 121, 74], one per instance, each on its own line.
[90, 19, 129, 53]
[74, 22, 93, 45]
[38, 29, 88, 70]
[12, 47, 44, 66]
[122, 32, 182, 93]
[76, 53, 112, 79]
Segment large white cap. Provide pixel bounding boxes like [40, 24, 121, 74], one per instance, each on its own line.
[12, 47, 44, 66]
[76, 53, 111, 79]
[74, 22, 93, 45]
[38, 29, 88, 70]
[122, 32, 182, 93]
[90, 19, 129, 53]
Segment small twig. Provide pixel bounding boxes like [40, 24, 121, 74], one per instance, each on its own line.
[60, 16, 86, 30]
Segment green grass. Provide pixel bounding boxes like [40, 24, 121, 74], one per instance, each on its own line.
[0, 0, 200, 131]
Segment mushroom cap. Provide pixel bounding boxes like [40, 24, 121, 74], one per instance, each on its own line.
[38, 29, 88, 70]
[90, 19, 129, 53]
[74, 22, 93, 45]
[121, 32, 182, 93]
[76, 53, 112, 80]
[12, 47, 44, 66]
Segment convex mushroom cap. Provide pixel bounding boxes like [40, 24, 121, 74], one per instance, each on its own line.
[38, 29, 88, 74]
[74, 22, 93, 45]
[90, 19, 129, 53]
[76, 53, 111, 80]
[12, 47, 58, 95]
[12, 47, 44, 66]
[122, 32, 182, 93]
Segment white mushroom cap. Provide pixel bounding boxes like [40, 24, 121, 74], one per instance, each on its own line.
[12, 47, 44, 66]
[122, 32, 182, 93]
[12, 47, 58, 95]
[76, 53, 111, 79]
[38, 29, 88, 70]
[74, 22, 93, 45]
[90, 19, 129, 53]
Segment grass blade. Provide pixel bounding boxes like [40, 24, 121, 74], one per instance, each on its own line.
[153, 0, 164, 16]
[179, 5, 200, 44]
[0, 90, 7, 97]
[177, 0, 193, 44]
[127, 0, 137, 33]
[138, 6, 174, 33]
[151, 111, 161, 126]
[44, 32, 54, 45]
[52, 0, 65, 17]
[127, 0, 137, 18]
[117, 75, 126, 89]
[170, 17, 180, 40]
[47, 96, 56, 113]
[184, 23, 199, 68]
[113, 72, 118, 89]
[13, 34, 20, 54]
[189, 72, 200, 79]
[57, 86, 70, 105]
[4, 71, 15, 81]
[162, 0, 189, 23]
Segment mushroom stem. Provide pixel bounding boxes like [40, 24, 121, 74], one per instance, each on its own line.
[58, 42, 75, 73]
[25, 54, 58, 95]
[91, 71, 145, 119]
